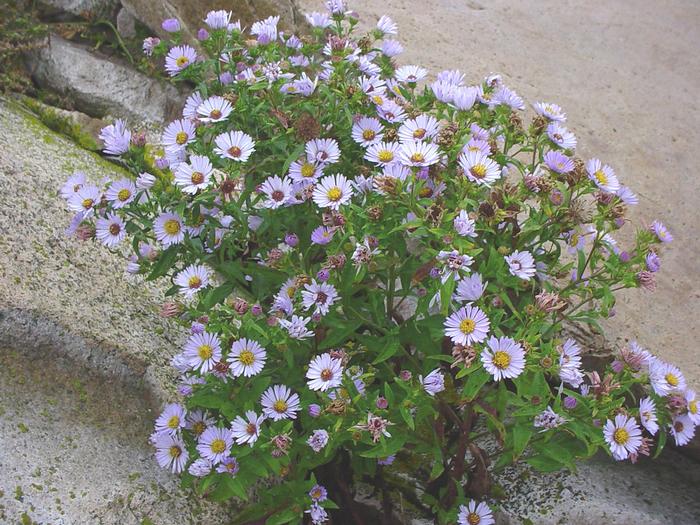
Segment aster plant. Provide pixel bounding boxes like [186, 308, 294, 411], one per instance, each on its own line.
[60, 2, 695, 523]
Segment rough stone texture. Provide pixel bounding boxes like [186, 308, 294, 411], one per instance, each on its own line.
[121, 0, 305, 45]
[0, 97, 234, 523]
[38, 0, 117, 19]
[116, 7, 138, 39]
[297, 0, 700, 390]
[26, 34, 183, 124]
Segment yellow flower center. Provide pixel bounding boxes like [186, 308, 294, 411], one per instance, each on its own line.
[169, 445, 182, 458]
[301, 163, 316, 178]
[327, 187, 342, 201]
[167, 415, 180, 429]
[470, 164, 487, 179]
[613, 427, 629, 445]
[238, 349, 255, 366]
[467, 513, 481, 525]
[362, 129, 376, 141]
[188, 276, 202, 289]
[191, 171, 204, 184]
[665, 373, 679, 387]
[378, 150, 394, 163]
[410, 152, 425, 163]
[197, 344, 213, 360]
[594, 169, 608, 185]
[164, 219, 181, 235]
[459, 318, 475, 334]
[175, 56, 189, 68]
[82, 198, 94, 209]
[210, 438, 226, 454]
[372, 95, 384, 105]
[690, 400, 697, 415]
[273, 399, 288, 413]
[117, 188, 131, 201]
[418, 187, 433, 198]
[192, 421, 206, 435]
[413, 128, 426, 139]
[175, 131, 188, 145]
[493, 351, 511, 369]
[569, 233, 580, 247]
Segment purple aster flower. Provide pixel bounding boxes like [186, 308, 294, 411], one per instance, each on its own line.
[586, 158, 620, 194]
[313, 174, 353, 210]
[261, 385, 301, 420]
[453, 210, 476, 237]
[278, 315, 315, 340]
[645, 252, 661, 272]
[399, 140, 441, 167]
[154, 434, 188, 473]
[188, 458, 212, 477]
[544, 150, 574, 174]
[228, 338, 267, 377]
[306, 503, 329, 525]
[649, 220, 673, 243]
[165, 45, 197, 76]
[95, 213, 126, 248]
[231, 410, 265, 446]
[196, 95, 233, 123]
[142, 37, 160, 56]
[284, 232, 299, 247]
[182, 331, 222, 373]
[533, 102, 566, 122]
[444, 305, 490, 346]
[306, 353, 343, 391]
[616, 185, 638, 205]
[534, 406, 567, 431]
[214, 130, 256, 162]
[458, 501, 494, 525]
[154, 211, 185, 247]
[546, 122, 577, 150]
[453, 273, 487, 302]
[162, 118, 196, 151]
[174, 264, 211, 299]
[377, 455, 395, 466]
[309, 484, 328, 502]
[558, 339, 584, 388]
[305, 11, 332, 28]
[504, 250, 536, 280]
[307, 138, 341, 165]
[99, 119, 131, 156]
[481, 336, 526, 381]
[251, 15, 279, 44]
[204, 9, 231, 29]
[671, 414, 695, 446]
[308, 404, 322, 418]
[563, 396, 577, 410]
[639, 397, 659, 435]
[197, 426, 233, 464]
[307, 429, 330, 452]
[459, 150, 500, 185]
[197, 28, 209, 40]
[382, 39, 403, 57]
[216, 456, 240, 476]
[161, 18, 180, 32]
[603, 414, 642, 461]
[154, 403, 186, 436]
[420, 369, 445, 396]
[105, 178, 136, 208]
[302, 281, 339, 316]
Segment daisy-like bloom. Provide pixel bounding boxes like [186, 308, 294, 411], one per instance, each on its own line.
[377, 100, 407, 123]
[420, 369, 445, 396]
[398, 115, 440, 143]
[196, 95, 233, 123]
[188, 458, 212, 477]
[649, 359, 686, 396]
[136, 172, 156, 190]
[289, 158, 323, 185]
[142, 36, 160, 57]
[95, 213, 126, 248]
[533, 102, 566, 122]
[154, 211, 185, 246]
[216, 456, 240, 476]
[99, 119, 131, 156]
[250, 14, 279, 43]
[395, 65, 428, 84]
[437, 250, 474, 283]
[351, 117, 384, 146]
[444, 305, 490, 346]
[301, 281, 339, 316]
[376, 14, 397, 35]
[650, 220, 673, 243]
[586, 158, 620, 194]
[214, 130, 255, 162]
[60, 171, 86, 200]
[261, 385, 301, 421]
[685, 390, 700, 425]
[365, 141, 401, 166]
[68, 184, 101, 218]
[546, 122, 577, 150]
[311, 225, 336, 245]
[454, 210, 477, 238]
[399, 140, 441, 167]
[154, 403, 186, 436]
[227, 338, 267, 377]
[603, 414, 643, 461]
[306, 353, 344, 391]
[452, 85, 478, 111]
[307, 429, 330, 452]
[533, 406, 567, 431]
[458, 150, 500, 185]
[481, 336, 526, 381]
[381, 39, 403, 57]
[154, 434, 188, 473]
[186, 409, 215, 437]
[492, 86, 525, 110]
[105, 178, 136, 208]
[182, 91, 204, 120]
[182, 331, 222, 373]
[544, 150, 574, 174]
[504, 250, 536, 280]
[312, 174, 353, 210]
[174, 264, 211, 299]
[558, 338, 584, 388]
[639, 397, 659, 435]
[204, 9, 231, 29]
[458, 500, 494, 525]
[670, 414, 696, 446]
[306, 503, 329, 525]
[231, 410, 265, 446]
[454, 273, 487, 302]
[196, 426, 234, 464]
[162, 119, 196, 151]
[309, 484, 328, 502]
[616, 186, 638, 206]
[306, 11, 332, 27]
[260, 175, 294, 209]
[174, 155, 213, 194]
[306, 138, 341, 165]
[278, 314, 315, 340]
[165, 45, 197, 76]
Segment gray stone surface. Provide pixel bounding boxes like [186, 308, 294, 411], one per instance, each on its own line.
[116, 7, 138, 39]
[26, 34, 182, 124]
[38, 0, 117, 19]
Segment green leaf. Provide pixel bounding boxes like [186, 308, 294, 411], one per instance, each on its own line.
[400, 404, 415, 430]
[372, 338, 401, 365]
[462, 367, 490, 401]
[360, 434, 407, 458]
[266, 508, 301, 525]
[511, 424, 533, 458]
[201, 282, 234, 309]
[147, 246, 179, 280]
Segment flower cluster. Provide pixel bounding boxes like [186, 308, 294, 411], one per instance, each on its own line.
[60, 2, 693, 523]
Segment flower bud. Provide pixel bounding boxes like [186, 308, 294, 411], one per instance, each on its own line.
[308, 404, 322, 417]
[376, 397, 388, 410]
